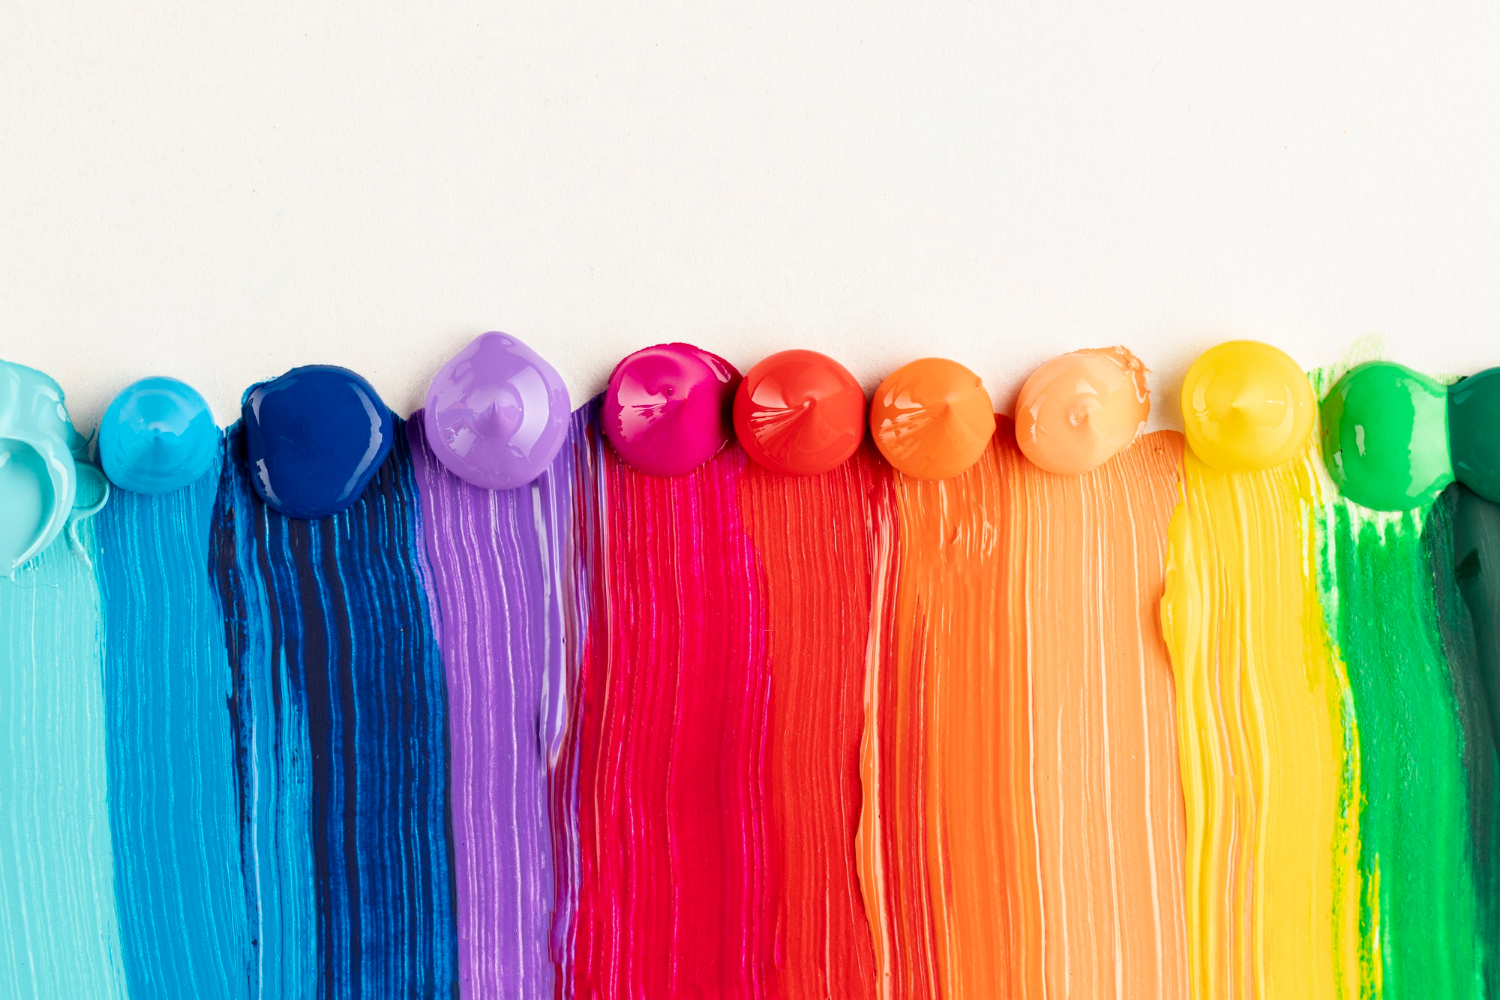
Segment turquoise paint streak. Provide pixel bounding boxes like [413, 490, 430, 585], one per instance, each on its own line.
[208, 439, 320, 999]
[96, 450, 256, 999]
[0, 523, 129, 999]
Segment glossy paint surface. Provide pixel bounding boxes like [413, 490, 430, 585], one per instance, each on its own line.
[870, 357, 995, 480]
[1449, 367, 1500, 503]
[1014, 346, 1151, 475]
[98, 377, 218, 495]
[1180, 340, 1315, 472]
[424, 331, 571, 490]
[242, 365, 394, 519]
[733, 349, 866, 476]
[1320, 361, 1453, 511]
[602, 342, 740, 477]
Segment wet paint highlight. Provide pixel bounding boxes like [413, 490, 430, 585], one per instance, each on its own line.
[96, 450, 254, 999]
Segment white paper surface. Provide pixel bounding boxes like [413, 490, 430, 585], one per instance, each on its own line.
[3, 2, 1498, 435]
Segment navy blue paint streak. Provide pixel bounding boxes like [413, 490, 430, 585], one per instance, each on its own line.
[213, 419, 458, 999]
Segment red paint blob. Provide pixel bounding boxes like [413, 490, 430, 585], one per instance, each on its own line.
[733, 349, 867, 476]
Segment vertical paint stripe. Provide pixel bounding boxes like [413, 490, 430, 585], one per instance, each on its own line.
[408, 416, 563, 999]
[0, 527, 129, 1000]
[1322, 498, 1482, 999]
[210, 430, 320, 999]
[96, 452, 253, 1000]
[1019, 431, 1189, 999]
[741, 446, 882, 999]
[1162, 446, 1360, 1000]
[568, 424, 775, 998]
[216, 420, 459, 999]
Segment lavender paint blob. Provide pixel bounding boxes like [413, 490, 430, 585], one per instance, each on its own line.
[424, 332, 571, 490]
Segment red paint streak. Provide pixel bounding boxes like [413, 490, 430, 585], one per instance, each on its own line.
[569, 440, 775, 999]
[742, 445, 884, 999]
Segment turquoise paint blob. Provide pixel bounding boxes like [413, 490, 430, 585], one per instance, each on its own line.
[1449, 368, 1500, 504]
[1319, 361, 1454, 511]
[0, 360, 109, 575]
[98, 376, 218, 494]
[95, 447, 257, 1000]
[242, 365, 394, 519]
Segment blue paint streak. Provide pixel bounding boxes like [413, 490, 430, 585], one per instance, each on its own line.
[0, 524, 129, 999]
[221, 418, 458, 998]
[210, 433, 320, 999]
[96, 447, 255, 999]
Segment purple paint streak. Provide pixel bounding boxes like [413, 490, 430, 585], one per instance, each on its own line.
[409, 415, 573, 999]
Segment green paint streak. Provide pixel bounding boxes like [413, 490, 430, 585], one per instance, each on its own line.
[1320, 362, 1454, 512]
[1450, 369, 1500, 504]
[1320, 499, 1484, 999]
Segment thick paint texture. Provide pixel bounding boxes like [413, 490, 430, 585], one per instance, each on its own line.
[563, 419, 778, 998]
[870, 358, 995, 480]
[1014, 346, 1151, 475]
[1162, 445, 1360, 1000]
[0, 525, 129, 1000]
[859, 421, 1190, 999]
[99, 376, 219, 494]
[1321, 496, 1485, 998]
[1180, 340, 1315, 472]
[734, 349, 866, 476]
[1320, 361, 1453, 511]
[1449, 369, 1500, 503]
[95, 450, 254, 1000]
[409, 416, 564, 1000]
[214, 420, 458, 998]
[603, 342, 740, 477]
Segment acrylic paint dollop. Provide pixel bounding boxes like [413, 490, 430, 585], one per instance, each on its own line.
[870, 357, 995, 480]
[602, 343, 740, 477]
[98, 377, 219, 495]
[1014, 347, 1149, 475]
[1320, 361, 1453, 511]
[424, 332, 571, 491]
[1448, 367, 1500, 503]
[242, 365, 394, 519]
[734, 349, 866, 476]
[1180, 341, 1314, 472]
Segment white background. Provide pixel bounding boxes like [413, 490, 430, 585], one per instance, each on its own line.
[3, 2, 1499, 434]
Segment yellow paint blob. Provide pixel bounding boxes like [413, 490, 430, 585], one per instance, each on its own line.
[1014, 346, 1151, 474]
[1179, 341, 1315, 472]
[1160, 444, 1360, 1000]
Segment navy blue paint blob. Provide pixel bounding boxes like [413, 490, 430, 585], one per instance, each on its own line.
[210, 420, 459, 998]
[242, 366, 394, 519]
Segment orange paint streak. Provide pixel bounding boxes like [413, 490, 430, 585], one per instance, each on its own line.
[859, 422, 1190, 999]
[742, 448, 882, 999]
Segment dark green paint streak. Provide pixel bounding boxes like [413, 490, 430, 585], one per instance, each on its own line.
[1450, 369, 1500, 504]
[1322, 499, 1484, 999]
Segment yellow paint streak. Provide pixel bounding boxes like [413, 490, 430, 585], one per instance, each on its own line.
[1160, 447, 1360, 1000]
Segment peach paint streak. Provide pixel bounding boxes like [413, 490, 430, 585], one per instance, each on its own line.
[858, 420, 1190, 999]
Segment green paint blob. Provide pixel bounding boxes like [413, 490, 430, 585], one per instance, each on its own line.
[1319, 500, 1484, 999]
[1450, 368, 1500, 504]
[1320, 362, 1454, 511]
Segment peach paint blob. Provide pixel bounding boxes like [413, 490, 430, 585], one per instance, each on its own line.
[1013, 347, 1150, 475]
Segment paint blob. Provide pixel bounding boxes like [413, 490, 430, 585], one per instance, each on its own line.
[1180, 340, 1315, 472]
[424, 331, 571, 490]
[734, 349, 866, 476]
[870, 357, 996, 480]
[0, 359, 108, 576]
[98, 376, 218, 494]
[1320, 361, 1453, 511]
[242, 364, 394, 519]
[602, 343, 740, 477]
[1449, 367, 1500, 503]
[1014, 346, 1150, 475]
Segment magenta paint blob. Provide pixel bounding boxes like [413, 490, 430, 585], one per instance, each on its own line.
[423, 332, 571, 490]
[602, 343, 741, 477]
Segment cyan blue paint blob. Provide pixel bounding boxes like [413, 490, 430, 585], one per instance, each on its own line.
[98, 376, 218, 495]
[242, 366, 393, 519]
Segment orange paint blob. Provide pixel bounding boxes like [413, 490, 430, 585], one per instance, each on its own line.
[858, 422, 1190, 999]
[870, 358, 996, 480]
[1014, 346, 1151, 475]
[734, 350, 866, 476]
